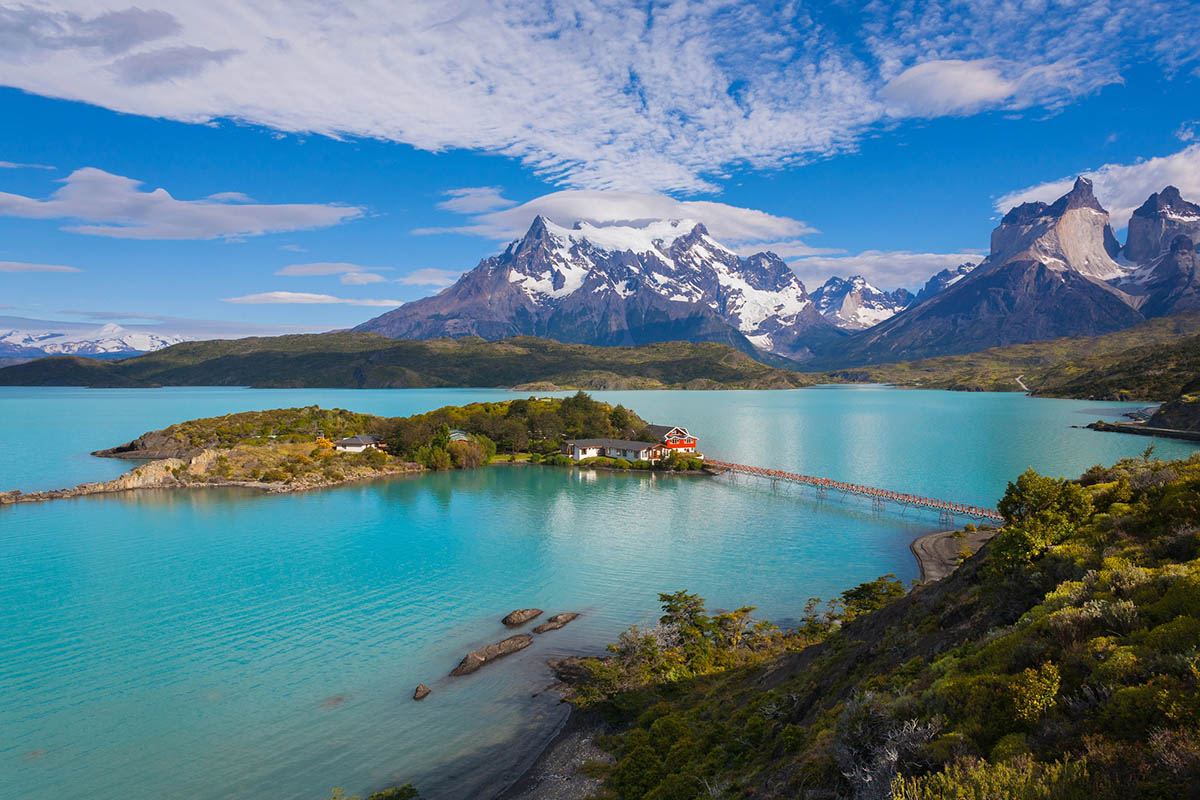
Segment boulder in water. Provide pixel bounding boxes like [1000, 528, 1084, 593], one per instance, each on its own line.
[450, 634, 533, 676]
[412, 684, 431, 701]
[533, 613, 579, 634]
[502, 608, 543, 626]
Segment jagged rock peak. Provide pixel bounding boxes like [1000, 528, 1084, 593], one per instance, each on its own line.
[1001, 176, 1104, 226]
[1134, 186, 1200, 218]
[1124, 186, 1200, 265]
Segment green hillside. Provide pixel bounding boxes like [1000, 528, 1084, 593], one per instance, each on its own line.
[836, 312, 1200, 400]
[557, 452, 1200, 798]
[0, 333, 812, 390]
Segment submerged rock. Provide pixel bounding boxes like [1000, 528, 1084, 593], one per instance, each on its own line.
[502, 608, 543, 626]
[450, 634, 533, 676]
[533, 612, 580, 634]
[412, 683, 431, 701]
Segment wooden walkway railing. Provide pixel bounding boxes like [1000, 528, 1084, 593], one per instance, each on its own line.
[704, 460, 1005, 524]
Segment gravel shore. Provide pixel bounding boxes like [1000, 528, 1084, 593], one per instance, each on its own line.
[909, 527, 998, 583]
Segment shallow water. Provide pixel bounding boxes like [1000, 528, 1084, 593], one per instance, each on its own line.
[0, 386, 1194, 799]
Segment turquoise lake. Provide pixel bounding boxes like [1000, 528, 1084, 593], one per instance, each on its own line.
[1, 386, 1197, 800]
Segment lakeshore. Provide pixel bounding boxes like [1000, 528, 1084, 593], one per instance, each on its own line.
[498, 522, 1001, 800]
[3, 386, 1195, 800]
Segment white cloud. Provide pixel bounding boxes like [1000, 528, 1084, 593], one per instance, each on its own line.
[788, 250, 982, 292]
[275, 261, 390, 276]
[222, 291, 400, 306]
[0, 167, 363, 239]
[340, 271, 388, 285]
[879, 58, 1098, 117]
[437, 186, 517, 214]
[109, 44, 238, 85]
[736, 240, 844, 259]
[0, 160, 54, 169]
[421, 189, 819, 246]
[207, 190, 253, 202]
[0, 260, 82, 272]
[3, 2, 1191, 192]
[396, 268, 462, 287]
[994, 143, 1200, 228]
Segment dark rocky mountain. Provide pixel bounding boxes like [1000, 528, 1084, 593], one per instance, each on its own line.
[810, 275, 914, 330]
[356, 216, 841, 362]
[1122, 186, 1200, 264]
[820, 178, 1145, 365]
[1121, 235, 1200, 318]
[912, 262, 977, 304]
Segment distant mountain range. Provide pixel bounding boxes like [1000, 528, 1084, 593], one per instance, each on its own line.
[4, 180, 1197, 382]
[355, 216, 842, 362]
[0, 320, 183, 365]
[356, 179, 1200, 367]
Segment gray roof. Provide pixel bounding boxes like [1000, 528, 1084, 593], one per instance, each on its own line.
[335, 434, 381, 445]
[645, 424, 687, 438]
[566, 438, 660, 450]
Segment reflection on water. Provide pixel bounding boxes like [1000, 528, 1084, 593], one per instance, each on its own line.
[0, 386, 1196, 800]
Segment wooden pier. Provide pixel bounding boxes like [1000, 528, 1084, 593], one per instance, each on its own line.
[705, 460, 1005, 524]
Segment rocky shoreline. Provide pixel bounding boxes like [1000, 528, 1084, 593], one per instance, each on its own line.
[0, 449, 422, 506]
[496, 526, 1001, 798]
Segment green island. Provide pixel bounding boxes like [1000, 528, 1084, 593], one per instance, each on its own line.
[0, 393, 703, 505]
[477, 451, 1200, 800]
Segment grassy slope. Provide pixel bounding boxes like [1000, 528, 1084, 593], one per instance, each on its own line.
[0, 333, 812, 390]
[565, 455, 1200, 799]
[831, 312, 1200, 399]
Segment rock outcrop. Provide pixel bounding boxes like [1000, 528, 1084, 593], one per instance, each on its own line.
[1123, 186, 1200, 265]
[412, 684, 431, 701]
[502, 608, 543, 626]
[825, 178, 1144, 365]
[533, 613, 579, 634]
[449, 634, 534, 677]
[1120, 236, 1200, 318]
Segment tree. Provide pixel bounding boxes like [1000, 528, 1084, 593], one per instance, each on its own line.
[992, 469, 1093, 574]
[432, 423, 452, 450]
[839, 574, 905, 619]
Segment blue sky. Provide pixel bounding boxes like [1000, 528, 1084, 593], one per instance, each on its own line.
[1, 1, 1199, 338]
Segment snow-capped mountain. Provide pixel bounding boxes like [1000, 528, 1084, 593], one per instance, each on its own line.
[0, 323, 184, 357]
[357, 216, 839, 361]
[912, 262, 977, 305]
[810, 276, 914, 330]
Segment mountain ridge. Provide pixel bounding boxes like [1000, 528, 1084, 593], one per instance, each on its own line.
[356, 216, 843, 362]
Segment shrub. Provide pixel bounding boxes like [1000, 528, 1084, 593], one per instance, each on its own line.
[990, 732, 1030, 762]
[892, 756, 1092, 799]
[1008, 663, 1059, 724]
[1142, 615, 1200, 653]
[610, 744, 664, 799]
